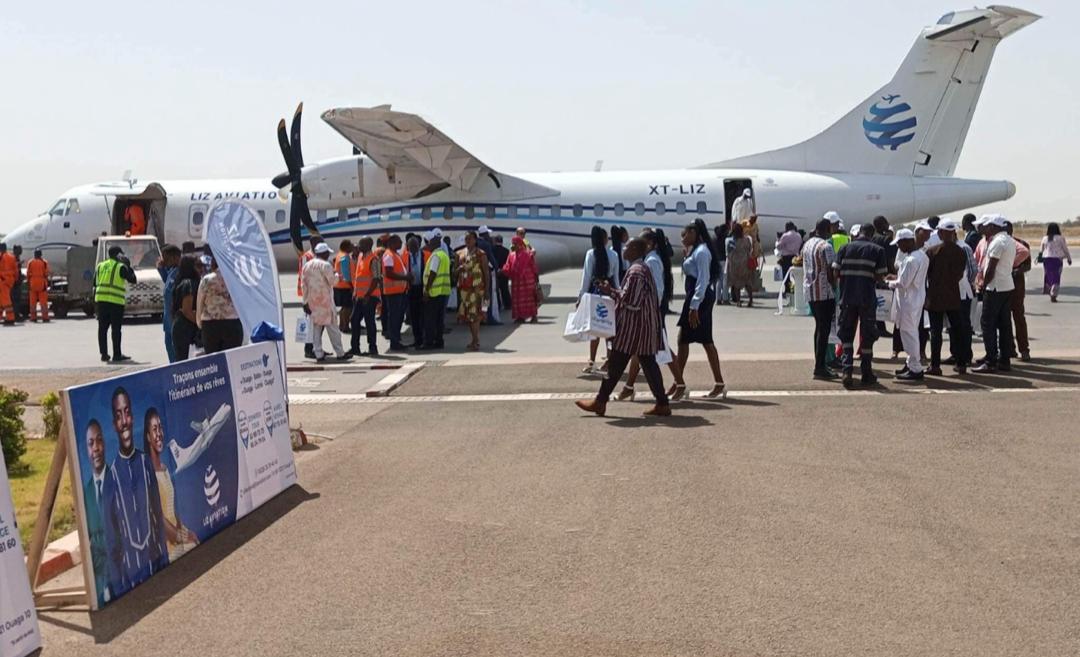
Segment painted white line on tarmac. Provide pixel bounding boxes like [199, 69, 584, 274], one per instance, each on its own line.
[289, 385, 1079, 405]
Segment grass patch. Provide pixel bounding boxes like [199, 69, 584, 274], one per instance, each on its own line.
[8, 439, 76, 552]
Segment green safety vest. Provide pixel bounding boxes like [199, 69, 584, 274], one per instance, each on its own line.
[94, 259, 127, 306]
[428, 249, 451, 297]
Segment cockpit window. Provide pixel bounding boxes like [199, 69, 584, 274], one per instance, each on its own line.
[67, 199, 80, 215]
[48, 199, 67, 216]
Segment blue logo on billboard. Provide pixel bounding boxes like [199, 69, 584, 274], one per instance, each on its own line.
[863, 94, 917, 151]
[595, 304, 609, 320]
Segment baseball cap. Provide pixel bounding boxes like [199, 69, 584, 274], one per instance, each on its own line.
[314, 242, 332, 255]
[422, 230, 436, 242]
[982, 214, 1008, 228]
[108, 245, 124, 258]
[824, 211, 841, 224]
[938, 219, 958, 231]
[891, 228, 915, 245]
[479, 225, 491, 234]
[432, 227, 444, 238]
[742, 189, 752, 197]
[915, 220, 933, 232]
[849, 224, 861, 237]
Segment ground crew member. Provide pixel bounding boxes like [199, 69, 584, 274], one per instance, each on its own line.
[381, 235, 410, 351]
[349, 237, 382, 356]
[833, 223, 888, 388]
[125, 204, 147, 235]
[333, 240, 354, 334]
[0, 243, 17, 325]
[419, 231, 451, 350]
[94, 246, 137, 362]
[26, 249, 51, 322]
[11, 245, 26, 321]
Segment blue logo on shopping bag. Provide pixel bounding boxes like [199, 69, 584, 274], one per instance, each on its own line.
[595, 304, 609, 320]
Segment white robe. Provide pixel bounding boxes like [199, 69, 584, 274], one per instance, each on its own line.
[731, 196, 755, 224]
[889, 249, 929, 331]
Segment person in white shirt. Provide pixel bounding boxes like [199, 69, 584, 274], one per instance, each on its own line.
[973, 214, 1016, 373]
[730, 188, 755, 225]
[579, 226, 620, 375]
[1039, 222, 1072, 301]
[888, 229, 929, 381]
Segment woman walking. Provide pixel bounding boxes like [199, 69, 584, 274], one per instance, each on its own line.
[457, 231, 489, 351]
[196, 251, 244, 354]
[1040, 223, 1072, 302]
[579, 226, 620, 374]
[502, 236, 540, 323]
[576, 238, 671, 417]
[726, 222, 754, 307]
[170, 255, 201, 361]
[672, 219, 727, 400]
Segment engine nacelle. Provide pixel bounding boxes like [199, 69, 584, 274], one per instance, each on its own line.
[300, 156, 441, 210]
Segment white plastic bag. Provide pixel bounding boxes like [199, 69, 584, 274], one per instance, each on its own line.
[656, 329, 673, 366]
[563, 311, 589, 343]
[875, 289, 893, 323]
[295, 315, 312, 343]
[563, 293, 617, 341]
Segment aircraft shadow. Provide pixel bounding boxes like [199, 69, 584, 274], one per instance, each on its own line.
[37, 485, 319, 644]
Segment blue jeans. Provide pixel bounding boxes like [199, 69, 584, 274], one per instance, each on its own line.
[163, 312, 177, 362]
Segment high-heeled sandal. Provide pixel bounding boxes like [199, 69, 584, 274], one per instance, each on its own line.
[704, 382, 727, 399]
[667, 384, 687, 403]
[615, 386, 635, 402]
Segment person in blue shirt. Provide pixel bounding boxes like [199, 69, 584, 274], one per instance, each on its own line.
[673, 219, 727, 400]
[103, 386, 169, 599]
[578, 226, 620, 375]
[156, 244, 182, 362]
[477, 227, 502, 325]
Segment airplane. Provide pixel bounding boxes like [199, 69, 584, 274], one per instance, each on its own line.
[3, 6, 1039, 278]
[168, 403, 233, 473]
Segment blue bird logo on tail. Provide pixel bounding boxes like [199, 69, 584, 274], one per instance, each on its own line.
[863, 94, 917, 151]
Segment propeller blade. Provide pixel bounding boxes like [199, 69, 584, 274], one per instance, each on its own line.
[276, 119, 299, 181]
[290, 102, 305, 169]
[271, 171, 291, 189]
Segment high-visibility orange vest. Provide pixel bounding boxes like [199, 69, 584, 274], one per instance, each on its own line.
[296, 250, 313, 297]
[125, 205, 146, 235]
[382, 250, 407, 296]
[26, 258, 49, 292]
[352, 252, 381, 299]
[333, 252, 352, 290]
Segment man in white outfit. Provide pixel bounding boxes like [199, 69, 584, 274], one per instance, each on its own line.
[730, 188, 755, 225]
[302, 243, 352, 362]
[889, 228, 929, 381]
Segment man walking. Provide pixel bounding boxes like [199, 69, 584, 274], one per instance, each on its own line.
[0, 242, 16, 325]
[349, 237, 382, 357]
[26, 249, 51, 323]
[801, 219, 837, 380]
[973, 215, 1016, 373]
[419, 231, 451, 350]
[925, 220, 972, 374]
[303, 243, 352, 362]
[833, 224, 888, 388]
[889, 229, 929, 381]
[94, 246, 137, 362]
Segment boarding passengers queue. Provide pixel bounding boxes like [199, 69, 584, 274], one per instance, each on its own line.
[572, 211, 1071, 418]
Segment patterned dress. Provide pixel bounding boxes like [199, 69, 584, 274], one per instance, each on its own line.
[301, 258, 337, 327]
[457, 249, 486, 323]
[502, 249, 539, 320]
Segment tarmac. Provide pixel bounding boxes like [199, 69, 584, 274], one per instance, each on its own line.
[7, 264, 1080, 656]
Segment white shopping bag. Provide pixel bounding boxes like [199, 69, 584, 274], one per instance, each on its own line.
[656, 329, 673, 365]
[582, 293, 616, 339]
[875, 289, 893, 323]
[773, 265, 784, 282]
[295, 315, 312, 343]
[563, 310, 590, 343]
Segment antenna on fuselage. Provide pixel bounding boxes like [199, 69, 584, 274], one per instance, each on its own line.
[594, 160, 604, 172]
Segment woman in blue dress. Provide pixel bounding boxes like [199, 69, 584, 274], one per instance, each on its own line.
[672, 219, 727, 400]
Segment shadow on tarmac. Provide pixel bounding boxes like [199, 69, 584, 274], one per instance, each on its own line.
[36, 485, 319, 644]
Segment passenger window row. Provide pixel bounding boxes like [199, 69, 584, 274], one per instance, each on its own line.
[317, 201, 710, 223]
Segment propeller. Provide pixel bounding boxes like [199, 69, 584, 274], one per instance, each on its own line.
[273, 102, 320, 253]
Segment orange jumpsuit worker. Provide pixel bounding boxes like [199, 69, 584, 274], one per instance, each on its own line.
[125, 204, 147, 235]
[26, 250, 51, 322]
[0, 242, 17, 325]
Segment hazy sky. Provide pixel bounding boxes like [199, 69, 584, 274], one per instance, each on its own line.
[0, 1, 1074, 234]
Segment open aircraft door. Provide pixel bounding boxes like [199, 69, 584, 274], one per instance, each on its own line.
[723, 179, 754, 227]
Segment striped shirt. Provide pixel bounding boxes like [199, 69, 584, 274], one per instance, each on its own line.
[800, 236, 835, 302]
[833, 238, 887, 307]
[610, 262, 662, 356]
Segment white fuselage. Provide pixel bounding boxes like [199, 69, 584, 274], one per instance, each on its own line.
[5, 168, 1012, 277]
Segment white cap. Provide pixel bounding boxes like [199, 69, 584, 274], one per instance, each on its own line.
[938, 219, 958, 232]
[200, 255, 212, 266]
[891, 228, 915, 245]
[742, 189, 752, 197]
[479, 225, 491, 234]
[314, 242, 332, 255]
[849, 224, 861, 237]
[824, 211, 841, 224]
[915, 220, 933, 232]
[980, 214, 1008, 228]
[432, 227, 444, 238]
[422, 230, 436, 242]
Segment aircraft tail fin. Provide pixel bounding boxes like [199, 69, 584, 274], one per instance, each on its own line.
[703, 6, 1039, 177]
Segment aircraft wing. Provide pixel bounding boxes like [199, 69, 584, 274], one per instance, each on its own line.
[321, 106, 493, 192]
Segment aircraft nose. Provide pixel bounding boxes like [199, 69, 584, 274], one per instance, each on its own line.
[1005, 180, 1017, 199]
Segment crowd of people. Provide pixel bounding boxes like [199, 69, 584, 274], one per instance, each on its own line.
[297, 226, 540, 362]
[574, 212, 1071, 415]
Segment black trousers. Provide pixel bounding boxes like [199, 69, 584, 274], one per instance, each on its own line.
[407, 284, 425, 346]
[350, 297, 378, 353]
[928, 307, 972, 369]
[596, 349, 669, 405]
[837, 303, 877, 376]
[981, 290, 1014, 365]
[171, 316, 199, 361]
[202, 319, 243, 354]
[498, 275, 512, 310]
[809, 299, 836, 373]
[96, 301, 124, 358]
[779, 255, 794, 294]
[423, 295, 448, 348]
